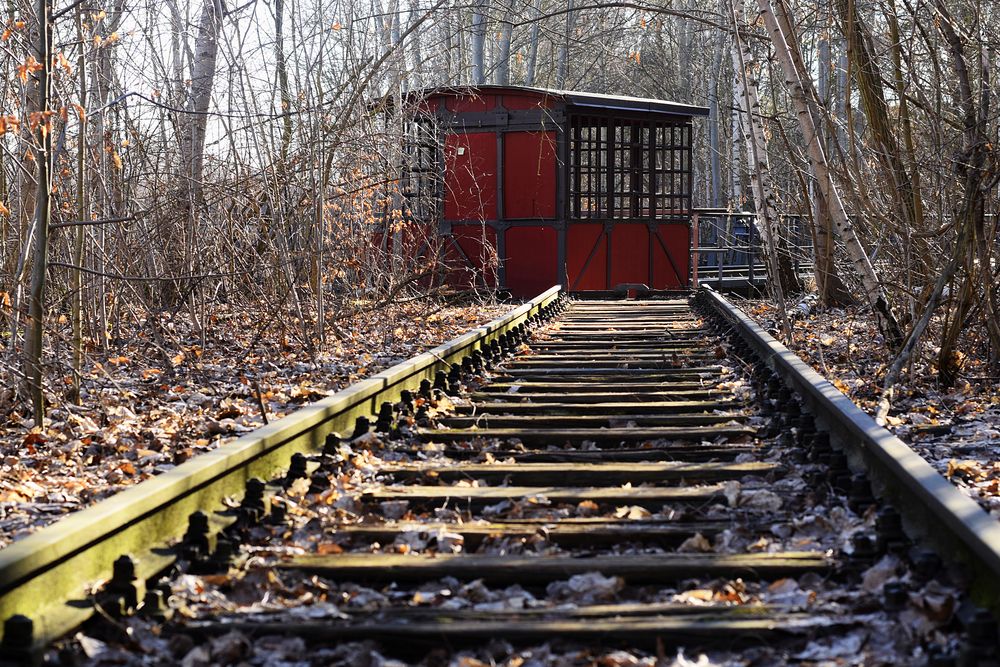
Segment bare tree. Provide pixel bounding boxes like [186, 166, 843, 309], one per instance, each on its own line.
[555, 0, 575, 89]
[23, 0, 53, 420]
[471, 0, 487, 85]
[730, 0, 793, 340]
[524, 0, 542, 85]
[761, 0, 901, 344]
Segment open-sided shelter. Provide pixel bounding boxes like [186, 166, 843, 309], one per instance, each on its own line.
[398, 85, 709, 297]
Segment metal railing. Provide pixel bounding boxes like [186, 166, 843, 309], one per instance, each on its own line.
[691, 209, 814, 289]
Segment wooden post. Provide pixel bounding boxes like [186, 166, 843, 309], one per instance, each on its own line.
[691, 212, 700, 289]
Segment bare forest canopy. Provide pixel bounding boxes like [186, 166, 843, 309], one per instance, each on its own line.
[0, 0, 998, 421]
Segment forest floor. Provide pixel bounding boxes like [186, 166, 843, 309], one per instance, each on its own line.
[0, 297, 507, 547]
[742, 297, 1000, 518]
[3, 294, 997, 548]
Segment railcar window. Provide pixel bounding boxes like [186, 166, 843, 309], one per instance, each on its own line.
[402, 116, 441, 224]
[568, 114, 692, 222]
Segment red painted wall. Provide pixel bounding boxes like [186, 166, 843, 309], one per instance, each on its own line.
[444, 224, 498, 289]
[504, 132, 556, 219]
[502, 93, 555, 110]
[504, 226, 557, 297]
[564, 223, 690, 290]
[444, 94, 496, 113]
[609, 224, 650, 288]
[652, 223, 689, 288]
[566, 224, 608, 291]
[444, 132, 497, 221]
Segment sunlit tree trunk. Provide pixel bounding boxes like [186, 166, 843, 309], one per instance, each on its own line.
[524, 0, 541, 85]
[706, 2, 725, 209]
[495, 6, 512, 85]
[70, 5, 89, 404]
[773, 0, 852, 306]
[555, 0, 575, 88]
[762, 0, 901, 344]
[730, 3, 793, 340]
[169, 0, 222, 312]
[274, 0, 293, 165]
[470, 0, 487, 84]
[24, 0, 52, 421]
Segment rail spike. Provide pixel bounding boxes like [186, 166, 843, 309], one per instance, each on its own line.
[0, 615, 34, 662]
[283, 452, 308, 486]
[322, 432, 342, 461]
[418, 378, 432, 399]
[101, 554, 140, 616]
[182, 511, 212, 562]
[375, 402, 394, 433]
[350, 416, 371, 440]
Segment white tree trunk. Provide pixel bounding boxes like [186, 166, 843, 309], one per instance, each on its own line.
[24, 0, 52, 420]
[408, 0, 424, 89]
[178, 0, 223, 195]
[525, 0, 541, 85]
[495, 8, 512, 85]
[707, 5, 725, 209]
[729, 8, 791, 340]
[471, 0, 487, 84]
[556, 0, 575, 88]
[760, 0, 902, 346]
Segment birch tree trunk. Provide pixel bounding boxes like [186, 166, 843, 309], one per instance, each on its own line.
[169, 0, 223, 306]
[92, 0, 125, 352]
[274, 0, 293, 165]
[525, 0, 541, 85]
[730, 83, 744, 207]
[178, 0, 223, 207]
[470, 0, 487, 85]
[556, 0, 575, 88]
[761, 0, 902, 347]
[495, 6, 512, 85]
[796, 0, 852, 305]
[729, 9, 792, 340]
[442, 2, 455, 82]
[730, 7, 801, 293]
[408, 0, 424, 88]
[24, 0, 52, 421]
[70, 5, 89, 405]
[706, 3, 725, 209]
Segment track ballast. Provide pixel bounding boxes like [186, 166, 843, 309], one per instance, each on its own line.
[34, 295, 986, 666]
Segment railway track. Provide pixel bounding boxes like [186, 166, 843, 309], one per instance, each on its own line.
[2, 288, 999, 665]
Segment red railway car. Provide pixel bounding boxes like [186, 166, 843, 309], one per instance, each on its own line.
[397, 86, 709, 298]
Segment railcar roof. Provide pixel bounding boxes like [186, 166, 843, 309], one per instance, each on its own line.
[404, 85, 710, 117]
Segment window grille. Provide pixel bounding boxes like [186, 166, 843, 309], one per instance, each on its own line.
[568, 114, 692, 222]
[402, 116, 441, 223]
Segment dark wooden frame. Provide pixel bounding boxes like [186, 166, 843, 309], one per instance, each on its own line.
[566, 112, 693, 224]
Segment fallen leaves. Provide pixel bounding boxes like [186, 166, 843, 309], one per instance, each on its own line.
[676, 532, 712, 553]
[0, 299, 507, 547]
[946, 458, 986, 481]
[746, 298, 1000, 520]
[614, 505, 651, 520]
[546, 572, 623, 603]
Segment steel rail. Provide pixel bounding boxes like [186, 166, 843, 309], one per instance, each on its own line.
[699, 287, 1000, 604]
[0, 285, 561, 650]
